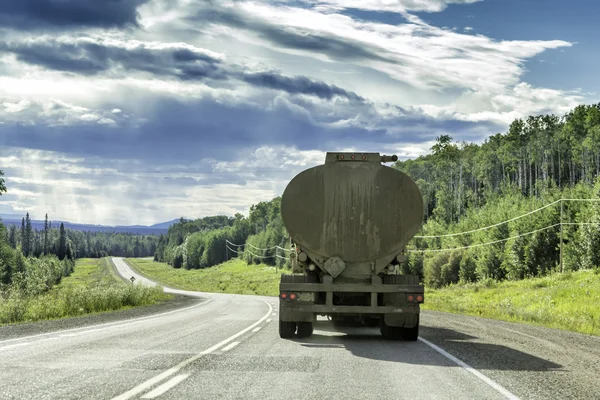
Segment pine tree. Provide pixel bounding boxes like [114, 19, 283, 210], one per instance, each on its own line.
[44, 214, 49, 255]
[58, 223, 67, 260]
[25, 213, 32, 257]
[8, 225, 17, 248]
[20, 217, 25, 253]
[0, 170, 6, 195]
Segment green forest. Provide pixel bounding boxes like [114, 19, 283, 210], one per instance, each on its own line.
[0, 187, 159, 298]
[154, 103, 600, 288]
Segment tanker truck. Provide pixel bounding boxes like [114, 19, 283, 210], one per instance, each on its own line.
[279, 152, 424, 340]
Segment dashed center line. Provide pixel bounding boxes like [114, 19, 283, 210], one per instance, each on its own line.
[266, 319, 272, 323]
[111, 300, 273, 400]
[141, 374, 189, 399]
[221, 341, 240, 352]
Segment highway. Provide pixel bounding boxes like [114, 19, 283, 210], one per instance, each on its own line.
[1, 258, 599, 399]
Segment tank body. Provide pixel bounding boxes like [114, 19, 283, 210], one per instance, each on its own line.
[281, 152, 423, 277]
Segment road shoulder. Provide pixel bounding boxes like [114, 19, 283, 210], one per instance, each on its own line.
[0, 294, 203, 341]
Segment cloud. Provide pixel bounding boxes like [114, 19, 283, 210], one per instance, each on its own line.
[0, 0, 592, 225]
[302, 0, 483, 13]
[187, 1, 572, 95]
[0, 36, 362, 101]
[0, 0, 149, 31]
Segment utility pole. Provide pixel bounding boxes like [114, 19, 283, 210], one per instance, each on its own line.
[560, 199, 564, 273]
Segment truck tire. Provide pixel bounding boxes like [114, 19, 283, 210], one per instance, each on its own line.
[296, 322, 314, 338]
[380, 323, 403, 340]
[279, 320, 297, 339]
[401, 319, 419, 341]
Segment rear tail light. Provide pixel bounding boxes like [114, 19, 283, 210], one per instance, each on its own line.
[407, 294, 424, 303]
[280, 293, 299, 300]
[289, 293, 297, 300]
[281, 293, 287, 299]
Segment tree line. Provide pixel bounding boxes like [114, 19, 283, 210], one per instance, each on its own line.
[394, 103, 600, 287]
[3, 213, 160, 260]
[395, 104, 600, 225]
[154, 198, 290, 270]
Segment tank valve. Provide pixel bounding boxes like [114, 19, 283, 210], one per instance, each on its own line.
[380, 155, 398, 163]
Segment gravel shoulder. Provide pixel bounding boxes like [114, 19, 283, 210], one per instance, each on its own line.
[421, 310, 600, 400]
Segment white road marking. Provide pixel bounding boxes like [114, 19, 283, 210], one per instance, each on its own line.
[0, 301, 211, 350]
[221, 341, 240, 352]
[111, 300, 273, 400]
[418, 337, 520, 400]
[141, 374, 189, 399]
[266, 319, 272, 323]
[271, 313, 277, 316]
[252, 327, 261, 333]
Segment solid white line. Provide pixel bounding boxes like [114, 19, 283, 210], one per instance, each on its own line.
[112, 300, 273, 400]
[221, 341, 240, 352]
[141, 374, 189, 399]
[252, 327, 262, 333]
[0, 301, 211, 349]
[418, 337, 520, 400]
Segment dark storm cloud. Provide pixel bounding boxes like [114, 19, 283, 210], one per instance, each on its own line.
[0, 0, 149, 31]
[1, 39, 225, 79]
[239, 72, 364, 101]
[1, 38, 363, 101]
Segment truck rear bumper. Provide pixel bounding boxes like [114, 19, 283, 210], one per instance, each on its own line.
[279, 275, 423, 316]
[280, 303, 419, 314]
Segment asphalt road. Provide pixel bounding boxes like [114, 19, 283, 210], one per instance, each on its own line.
[1, 257, 599, 399]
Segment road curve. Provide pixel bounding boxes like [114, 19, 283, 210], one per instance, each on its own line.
[0, 258, 598, 399]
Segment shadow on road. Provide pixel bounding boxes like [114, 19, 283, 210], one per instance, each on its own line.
[293, 320, 563, 372]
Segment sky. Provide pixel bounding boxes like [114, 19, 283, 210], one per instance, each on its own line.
[0, 0, 597, 226]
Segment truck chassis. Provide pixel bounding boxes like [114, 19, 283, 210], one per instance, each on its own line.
[279, 273, 424, 341]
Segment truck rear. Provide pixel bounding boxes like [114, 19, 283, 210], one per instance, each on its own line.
[279, 152, 425, 340]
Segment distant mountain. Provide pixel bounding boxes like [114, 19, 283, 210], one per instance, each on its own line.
[0, 215, 181, 235]
[148, 219, 182, 230]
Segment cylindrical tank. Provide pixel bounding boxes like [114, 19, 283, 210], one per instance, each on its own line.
[281, 152, 423, 276]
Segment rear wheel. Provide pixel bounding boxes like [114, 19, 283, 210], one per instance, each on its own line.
[401, 316, 419, 341]
[296, 322, 314, 338]
[279, 320, 296, 339]
[380, 323, 403, 340]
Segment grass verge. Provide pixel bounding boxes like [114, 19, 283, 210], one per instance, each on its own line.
[423, 269, 600, 336]
[0, 258, 171, 325]
[127, 258, 288, 297]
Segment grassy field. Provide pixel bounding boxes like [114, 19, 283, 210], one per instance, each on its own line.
[0, 258, 171, 325]
[423, 269, 600, 336]
[127, 258, 289, 297]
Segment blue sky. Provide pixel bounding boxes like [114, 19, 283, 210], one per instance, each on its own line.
[0, 0, 597, 225]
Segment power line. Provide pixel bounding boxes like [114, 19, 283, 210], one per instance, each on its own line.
[408, 223, 561, 253]
[414, 198, 600, 239]
[407, 221, 600, 254]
